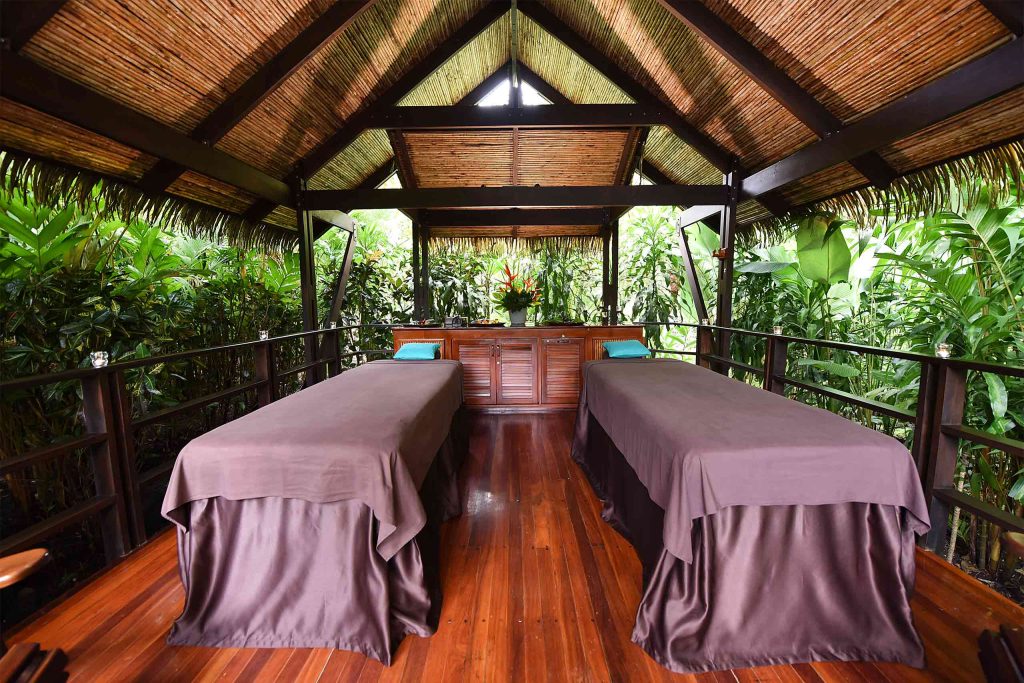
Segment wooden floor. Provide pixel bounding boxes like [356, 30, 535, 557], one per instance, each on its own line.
[10, 413, 1023, 682]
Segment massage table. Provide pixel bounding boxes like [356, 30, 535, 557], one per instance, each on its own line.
[572, 358, 930, 673]
[161, 359, 465, 663]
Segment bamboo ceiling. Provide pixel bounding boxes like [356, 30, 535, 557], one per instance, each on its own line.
[1, 0, 1020, 245]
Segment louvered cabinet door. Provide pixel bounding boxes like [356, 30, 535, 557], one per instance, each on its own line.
[497, 339, 538, 405]
[541, 337, 583, 405]
[453, 338, 496, 405]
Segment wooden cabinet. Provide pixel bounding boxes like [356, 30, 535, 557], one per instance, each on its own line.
[452, 337, 497, 405]
[497, 339, 538, 404]
[394, 325, 644, 412]
[541, 337, 583, 406]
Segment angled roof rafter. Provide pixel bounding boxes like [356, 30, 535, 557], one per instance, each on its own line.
[246, 0, 511, 222]
[743, 38, 1024, 199]
[0, 52, 291, 205]
[515, 0, 790, 217]
[652, 0, 897, 188]
[140, 0, 378, 194]
[979, 0, 1023, 35]
[517, 63, 571, 105]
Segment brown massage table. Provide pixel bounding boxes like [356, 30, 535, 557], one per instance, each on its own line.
[161, 359, 465, 664]
[572, 358, 931, 673]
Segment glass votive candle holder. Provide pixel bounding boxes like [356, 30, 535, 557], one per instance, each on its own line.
[935, 342, 952, 359]
[772, 325, 783, 335]
[700, 318, 710, 326]
[330, 321, 337, 329]
[259, 330, 269, 341]
[90, 351, 109, 368]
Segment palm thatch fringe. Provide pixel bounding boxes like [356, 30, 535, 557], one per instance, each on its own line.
[0, 149, 297, 250]
[745, 138, 1024, 244]
[428, 234, 602, 256]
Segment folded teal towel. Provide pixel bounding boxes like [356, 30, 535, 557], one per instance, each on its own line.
[394, 342, 440, 360]
[603, 340, 651, 359]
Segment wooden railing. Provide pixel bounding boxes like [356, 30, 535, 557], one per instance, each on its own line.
[639, 321, 1024, 552]
[0, 325, 392, 568]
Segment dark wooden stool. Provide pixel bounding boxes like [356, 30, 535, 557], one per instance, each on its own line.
[0, 549, 67, 682]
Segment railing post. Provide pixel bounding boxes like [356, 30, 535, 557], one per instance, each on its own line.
[922, 361, 966, 552]
[80, 369, 130, 563]
[695, 324, 715, 369]
[254, 339, 277, 406]
[763, 335, 789, 394]
[325, 328, 341, 377]
[110, 369, 146, 545]
[911, 359, 939, 483]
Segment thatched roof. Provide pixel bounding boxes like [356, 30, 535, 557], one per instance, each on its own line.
[1, 0, 1021, 248]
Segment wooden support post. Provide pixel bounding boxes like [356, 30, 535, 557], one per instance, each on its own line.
[295, 178, 321, 383]
[80, 371, 130, 563]
[412, 221, 422, 319]
[601, 225, 611, 323]
[421, 226, 431, 319]
[254, 340, 277, 407]
[677, 221, 708, 322]
[715, 167, 739, 362]
[762, 334, 789, 394]
[109, 370, 145, 545]
[923, 362, 967, 552]
[611, 219, 620, 325]
[319, 227, 357, 361]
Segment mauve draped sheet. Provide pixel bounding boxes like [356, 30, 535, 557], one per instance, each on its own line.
[161, 360, 465, 663]
[572, 359, 930, 673]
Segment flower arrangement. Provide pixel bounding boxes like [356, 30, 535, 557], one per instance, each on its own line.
[492, 264, 541, 313]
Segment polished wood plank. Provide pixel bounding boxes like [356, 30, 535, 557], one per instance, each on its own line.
[10, 413, 1022, 682]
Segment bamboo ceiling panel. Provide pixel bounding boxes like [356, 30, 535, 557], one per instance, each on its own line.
[218, 0, 490, 178]
[538, 0, 814, 169]
[0, 99, 155, 181]
[777, 162, 866, 206]
[166, 172, 258, 216]
[518, 13, 632, 105]
[399, 128, 631, 187]
[399, 14, 512, 106]
[642, 126, 721, 184]
[22, 0, 338, 134]
[309, 129, 393, 190]
[879, 87, 1024, 172]
[703, 0, 1010, 122]
[265, 206, 299, 230]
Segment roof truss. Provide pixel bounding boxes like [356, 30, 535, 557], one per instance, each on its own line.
[653, 0, 897, 188]
[742, 38, 1024, 199]
[365, 103, 679, 129]
[421, 208, 613, 226]
[139, 0, 377, 194]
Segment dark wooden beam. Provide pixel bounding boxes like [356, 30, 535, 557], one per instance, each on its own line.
[0, 52, 291, 205]
[304, 184, 730, 210]
[677, 225, 708, 321]
[461, 61, 516, 105]
[742, 38, 1024, 199]
[517, 0, 791, 217]
[299, 1, 510, 177]
[715, 168, 739, 362]
[617, 127, 648, 185]
[365, 103, 679, 129]
[676, 205, 721, 227]
[979, 0, 1023, 35]
[324, 227, 357, 326]
[518, 1, 732, 171]
[421, 208, 613, 226]
[653, 0, 897, 188]
[517, 63, 572, 105]
[139, 0, 377, 193]
[0, 0, 67, 53]
[295, 181, 321, 378]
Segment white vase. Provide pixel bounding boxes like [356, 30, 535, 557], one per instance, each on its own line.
[509, 309, 528, 326]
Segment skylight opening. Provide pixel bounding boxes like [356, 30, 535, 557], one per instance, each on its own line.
[476, 78, 551, 107]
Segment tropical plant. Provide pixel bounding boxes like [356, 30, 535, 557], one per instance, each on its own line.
[493, 264, 540, 312]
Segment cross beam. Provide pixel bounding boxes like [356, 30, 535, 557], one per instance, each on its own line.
[140, 0, 377, 193]
[304, 184, 730, 210]
[0, 52, 292, 206]
[364, 103, 678, 129]
[420, 208, 614, 226]
[0, 0, 68, 53]
[653, 0, 897, 188]
[742, 39, 1024, 199]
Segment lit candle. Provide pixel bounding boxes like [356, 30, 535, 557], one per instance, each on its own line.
[90, 351, 109, 368]
[935, 342, 952, 359]
[259, 330, 269, 341]
[772, 325, 783, 335]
